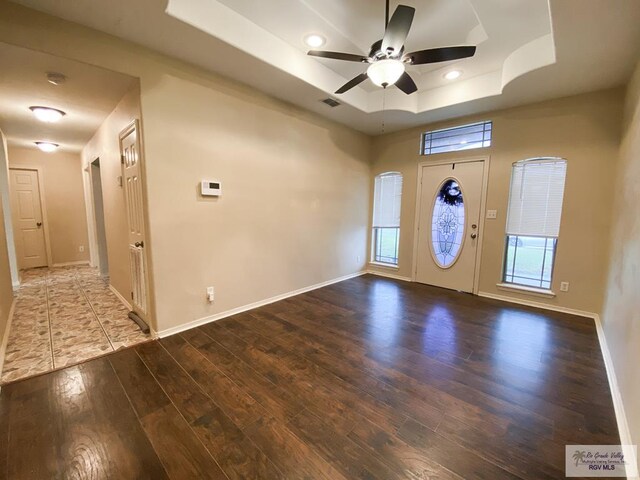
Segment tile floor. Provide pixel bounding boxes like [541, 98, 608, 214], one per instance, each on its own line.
[1, 265, 152, 384]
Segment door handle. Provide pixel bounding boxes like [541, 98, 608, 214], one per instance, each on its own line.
[470, 233, 477, 239]
[36, 222, 42, 227]
[134, 241, 144, 248]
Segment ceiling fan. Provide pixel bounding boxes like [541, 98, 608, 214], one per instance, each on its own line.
[307, 0, 476, 95]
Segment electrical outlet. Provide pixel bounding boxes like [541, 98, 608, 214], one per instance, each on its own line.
[79, 245, 84, 252]
[560, 282, 569, 292]
[206, 286, 215, 303]
[486, 210, 497, 219]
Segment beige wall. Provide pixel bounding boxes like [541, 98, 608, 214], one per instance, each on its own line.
[0, 133, 15, 349]
[370, 89, 623, 315]
[0, 194, 14, 347]
[602, 61, 640, 466]
[0, 4, 371, 332]
[82, 85, 141, 303]
[8, 147, 90, 266]
[142, 74, 370, 332]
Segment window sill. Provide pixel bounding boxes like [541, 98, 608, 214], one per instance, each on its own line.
[496, 283, 556, 298]
[369, 261, 399, 270]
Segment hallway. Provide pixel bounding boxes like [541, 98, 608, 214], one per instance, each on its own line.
[1, 265, 151, 383]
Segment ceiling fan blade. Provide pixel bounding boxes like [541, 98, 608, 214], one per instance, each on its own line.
[335, 73, 369, 94]
[381, 5, 415, 57]
[395, 72, 417, 95]
[404, 46, 476, 65]
[308, 50, 368, 63]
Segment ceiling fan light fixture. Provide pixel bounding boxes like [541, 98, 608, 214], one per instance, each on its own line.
[35, 141, 59, 153]
[367, 59, 405, 87]
[444, 70, 462, 80]
[304, 34, 326, 48]
[29, 106, 66, 123]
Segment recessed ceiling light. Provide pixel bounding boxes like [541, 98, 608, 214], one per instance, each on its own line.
[35, 142, 59, 153]
[304, 34, 326, 48]
[30, 106, 66, 123]
[444, 70, 462, 80]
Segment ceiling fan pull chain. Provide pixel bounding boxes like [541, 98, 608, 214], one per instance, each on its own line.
[382, 88, 386, 134]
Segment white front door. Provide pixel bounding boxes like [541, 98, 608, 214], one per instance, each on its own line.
[415, 160, 484, 293]
[9, 168, 48, 269]
[120, 120, 148, 318]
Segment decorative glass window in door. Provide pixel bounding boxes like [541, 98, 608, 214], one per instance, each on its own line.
[431, 179, 465, 268]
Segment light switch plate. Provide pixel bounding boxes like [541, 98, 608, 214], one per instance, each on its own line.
[486, 209, 497, 219]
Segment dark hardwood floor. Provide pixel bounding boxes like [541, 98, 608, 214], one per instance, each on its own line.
[0, 274, 620, 479]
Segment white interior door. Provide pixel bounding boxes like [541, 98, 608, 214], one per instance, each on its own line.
[120, 120, 148, 317]
[9, 168, 48, 269]
[415, 161, 484, 293]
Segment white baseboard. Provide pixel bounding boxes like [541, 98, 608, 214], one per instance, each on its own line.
[477, 291, 597, 319]
[366, 269, 413, 282]
[479, 290, 637, 478]
[0, 298, 17, 390]
[11, 280, 19, 291]
[594, 315, 638, 479]
[156, 271, 367, 338]
[109, 284, 132, 311]
[52, 260, 91, 267]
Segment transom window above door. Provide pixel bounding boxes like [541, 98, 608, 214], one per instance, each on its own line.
[502, 158, 567, 291]
[372, 172, 403, 266]
[421, 121, 492, 156]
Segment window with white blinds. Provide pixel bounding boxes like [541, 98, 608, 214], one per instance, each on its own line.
[373, 173, 403, 228]
[502, 158, 567, 290]
[372, 172, 403, 265]
[506, 158, 567, 237]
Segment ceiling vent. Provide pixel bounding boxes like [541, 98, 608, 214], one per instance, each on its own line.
[46, 72, 67, 85]
[321, 98, 341, 108]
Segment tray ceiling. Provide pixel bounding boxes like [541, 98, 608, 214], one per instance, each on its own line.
[9, 0, 640, 134]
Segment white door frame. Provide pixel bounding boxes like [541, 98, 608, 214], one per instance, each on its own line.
[411, 155, 490, 294]
[9, 166, 53, 269]
[82, 163, 99, 269]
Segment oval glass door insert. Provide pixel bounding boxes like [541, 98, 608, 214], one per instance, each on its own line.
[431, 179, 465, 268]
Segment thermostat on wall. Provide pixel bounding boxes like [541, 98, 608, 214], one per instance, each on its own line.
[201, 180, 221, 196]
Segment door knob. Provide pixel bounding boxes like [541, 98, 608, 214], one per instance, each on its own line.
[36, 222, 42, 227]
[470, 233, 477, 239]
[134, 241, 144, 248]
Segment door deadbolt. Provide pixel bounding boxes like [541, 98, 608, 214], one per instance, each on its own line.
[471, 224, 477, 229]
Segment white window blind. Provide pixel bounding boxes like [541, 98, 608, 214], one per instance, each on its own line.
[373, 173, 403, 228]
[506, 158, 567, 237]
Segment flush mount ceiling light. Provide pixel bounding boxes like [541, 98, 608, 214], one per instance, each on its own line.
[29, 106, 66, 123]
[35, 142, 59, 152]
[444, 70, 462, 80]
[304, 34, 326, 48]
[367, 59, 405, 87]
